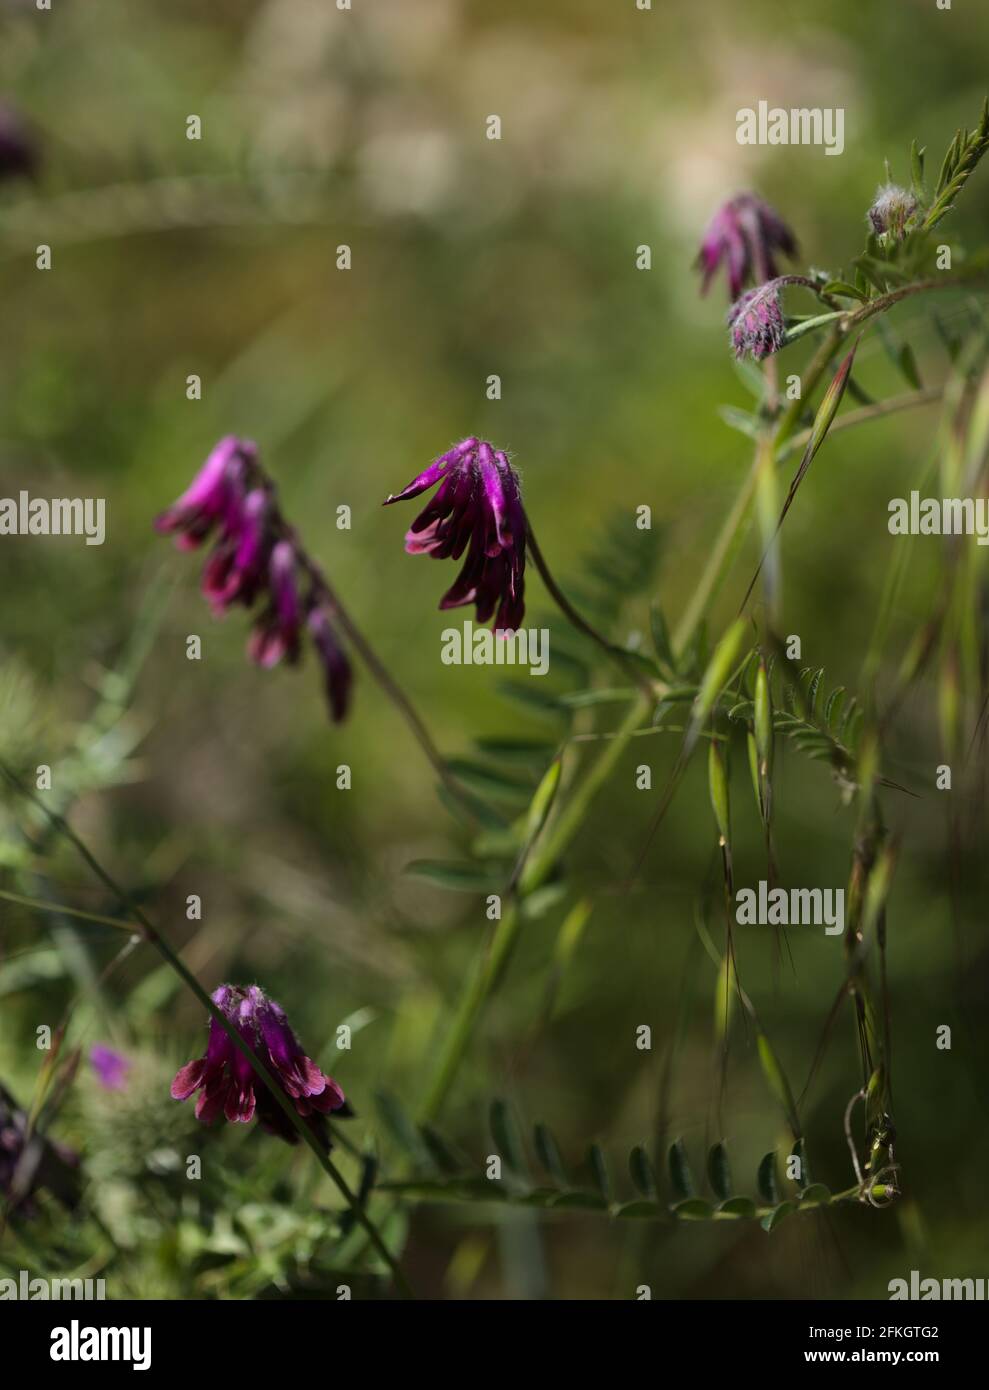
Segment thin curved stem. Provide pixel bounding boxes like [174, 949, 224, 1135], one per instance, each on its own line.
[525, 522, 656, 698]
[297, 550, 470, 807]
[671, 457, 761, 659]
[845, 273, 988, 330]
[777, 385, 944, 461]
[264, 501, 479, 823]
[0, 888, 136, 934]
[672, 327, 847, 662]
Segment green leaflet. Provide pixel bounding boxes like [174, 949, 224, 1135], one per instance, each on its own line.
[707, 1142, 733, 1202]
[489, 1098, 526, 1174]
[534, 1123, 568, 1186]
[668, 1138, 696, 1200]
[757, 1151, 780, 1205]
[629, 1144, 658, 1199]
[761, 1200, 796, 1233]
[404, 859, 501, 891]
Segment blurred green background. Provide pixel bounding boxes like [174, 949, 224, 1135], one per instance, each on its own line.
[2, 0, 989, 1299]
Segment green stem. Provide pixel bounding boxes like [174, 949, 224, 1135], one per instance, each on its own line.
[671, 456, 761, 659]
[374, 1178, 873, 1216]
[418, 902, 521, 1125]
[526, 523, 656, 698]
[0, 888, 136, 934]
[753, 431, 781, 627]
[673, 327, 846, 661]
[418, 692, 652, 1122]
[782, 311, 846, 345]
[845, 273, 988, 330]
[519, 693, 653, 896]
[272, 484, 478, 825]
[777, 385, 943, 462]
[774, 326, 845, 448]
[781, 275, 985, 351]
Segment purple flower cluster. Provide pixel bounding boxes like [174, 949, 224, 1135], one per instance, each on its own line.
[384, 437, 527, 632]
[696, 193, 797, 300]
[155, 437, 352, 722]
[171, 985, 348, 1149]
[727, 279, 788, 361]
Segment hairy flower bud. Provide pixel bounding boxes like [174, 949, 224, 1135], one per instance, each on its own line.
[727, 280, 787, 360]
[868, 184, 919, 240]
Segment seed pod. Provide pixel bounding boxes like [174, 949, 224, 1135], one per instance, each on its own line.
[707, 738, 731, 849]
[747, 729, 761, 816]
[754, 658, 773, 780]
[688, 617, 749, 751]
[526, 754, 562, 843]
[753, 657, 773, 822]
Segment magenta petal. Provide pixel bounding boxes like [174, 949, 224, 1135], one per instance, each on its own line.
[224, 1081, 256, 1124]
[310, 1076, 346, 1113]
[195, 1076, 228, 1125]
[307, 609, 352, 723]
[171, 1058, 205, 1100]
[383, 456, 454, 506]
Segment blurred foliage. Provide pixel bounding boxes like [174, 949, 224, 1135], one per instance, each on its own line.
[2, 0, 989, 1299]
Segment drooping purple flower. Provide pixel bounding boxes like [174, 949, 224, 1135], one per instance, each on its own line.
[89, 1043, 131, 1092]
[308, 607, 353, 723]
[384, 437, 526, 632]
[868, 184, 919, 241]
[155, 438, 353, 722]
[155, 436, 256, 553]
[201, 488, 272, 612]
[697, 193, 798, 299]
[171, 984, 348, 1149]
[0, 103, 38, 182]
[246, 540, 302, 668]
[727, 279, 788, 360]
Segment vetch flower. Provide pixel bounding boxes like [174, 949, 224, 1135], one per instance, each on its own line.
[155, 438, 353, 722]
[89, 1043, 131, 1092]
[728, 279, 788, 360]
[201, 487, 271, 612]
[868, 184, 919, 241]
[154, 436, 255, 554]
[171, 984, 349, 1149]
[697, 193, 797, 299]
[308, 607, 353, 723]
[384, 437, 526, 631]
[246, 540, 302, 668]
